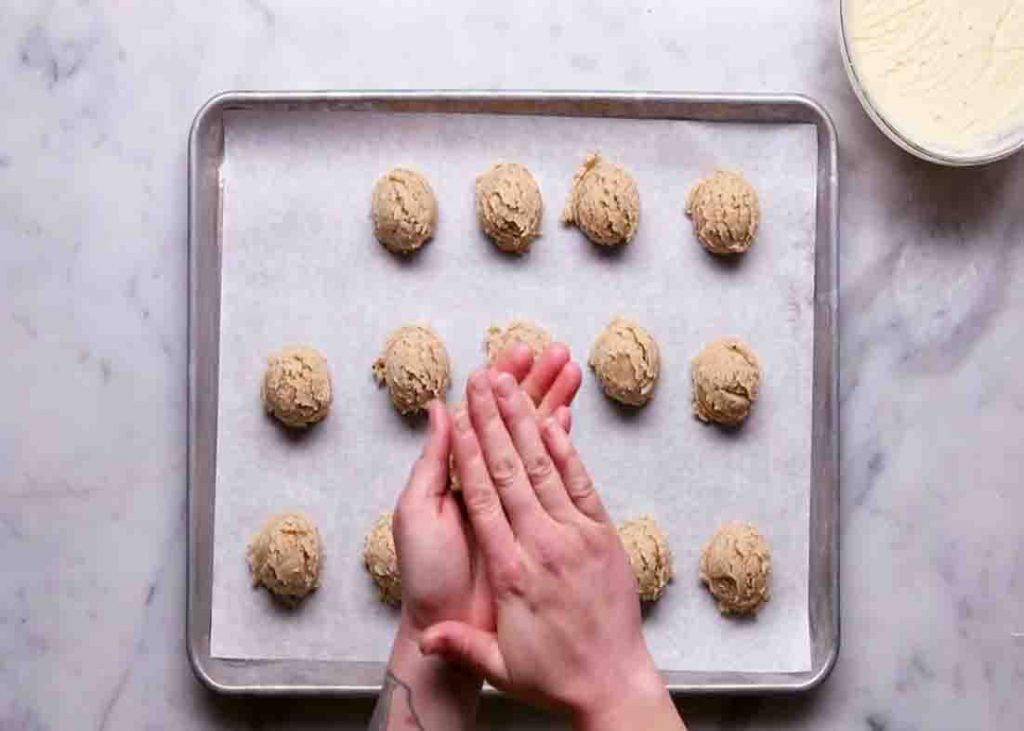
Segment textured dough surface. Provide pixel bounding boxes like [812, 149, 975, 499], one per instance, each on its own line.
[475, 163, 543, 253]
[485, 320, 552, 364]
[588, 317, 660, 406]
[691, 338, 761, 426]
[247, 513, 322, 604]
[371, 168, 438, 255]
[261, 346, 332, 428]
[363, 512, 401, 606]
[685, 170, 760, 255]
[700, 521, 771, 615]
[562, 153, 640, 247]
[618, 516, 674, 603]
[372, 325, 451, 415]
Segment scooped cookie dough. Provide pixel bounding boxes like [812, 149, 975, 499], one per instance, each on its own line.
[476, 163, 543, 253]
[371, 168, 438, 255]
[247, 513, 322, 605]
[363, 512, 401, 606]
[618, 516, 674, 603]
[700, 521, 771, 615]
[563, 153, 640, 247]
[691, 338, 761, 426]
[261, 346, 332, 428]
[485, 320, 552, 364]
[372, 325, 451, 415]
[685, 170, 760, 255]
[589, 317, 660, 407]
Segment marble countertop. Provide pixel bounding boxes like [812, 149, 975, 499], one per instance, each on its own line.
[2, 1, 1022, 729]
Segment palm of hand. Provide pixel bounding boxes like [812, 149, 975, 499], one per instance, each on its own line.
[394, 489, 493, 633]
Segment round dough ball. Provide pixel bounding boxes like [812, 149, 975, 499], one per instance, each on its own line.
[562, 153, 640, 247]
[485, 320, 552, 364]
[372, 325, 451, 415]
[700, 521, 771, 615]
[685, 170, 760, 255]
[363, 512, 401, 606]
[261, 346, 332, 428]
[691, 338, 761, 426]
[247, 513, 322, 604]
[476, 163, 543, 253]
[371, 168, 438, 255]
[588, 317, 660, 407]
[618, 516, 673, 603]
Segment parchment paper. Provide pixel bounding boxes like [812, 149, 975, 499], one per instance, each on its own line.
[210, 109, 816, 673]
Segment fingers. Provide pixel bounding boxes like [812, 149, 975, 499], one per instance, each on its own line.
[491, 372, 578, 522]
[520, 343, 571, 407]
[420, 622, 509, 688]
[451, 404, 517, 564]
[537, 361, 583, 421]
[540, 418, 610, 524]
[467, 370, 545, 531]
[554, 405, 572, 433]
[490, 343, 534, 383]
[404, 400, 453, 499]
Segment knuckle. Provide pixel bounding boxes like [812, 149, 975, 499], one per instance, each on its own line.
[567, 473, 596, 502]
[533, 536, 567, 574]
[463, 483, 501, 517]
[490, 456, 520, 489]
[524, 453, 556, 483]
[492, 558, 526, 595]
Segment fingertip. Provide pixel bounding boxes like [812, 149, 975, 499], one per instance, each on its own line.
[555, 405, 572, 433]
[468, 368, 490, 395]
[493, 371, 516, 398]
[510, 342, 532, 365]
[545, 342, 571, 366]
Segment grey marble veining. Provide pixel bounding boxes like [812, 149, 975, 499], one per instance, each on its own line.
[1, 1, 1022, 729]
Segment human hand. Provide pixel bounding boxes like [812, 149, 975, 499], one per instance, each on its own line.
[378, 347, 587, 730]
[488, 341, 583, 431]
[394, 343, 582, 631]
[419, 371, 685, 730]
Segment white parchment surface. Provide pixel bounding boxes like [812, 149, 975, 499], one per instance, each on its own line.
[210, 109, 817, 673]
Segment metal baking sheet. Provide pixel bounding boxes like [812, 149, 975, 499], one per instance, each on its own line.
[187, 91, 839, 695]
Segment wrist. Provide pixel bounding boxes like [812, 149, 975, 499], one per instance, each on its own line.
[390, 616, 483, 702]
[572, 654, 681, 731]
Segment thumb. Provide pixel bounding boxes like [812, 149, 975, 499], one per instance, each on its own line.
[404, 400, 452, 499]
[420, 621, 509, 687]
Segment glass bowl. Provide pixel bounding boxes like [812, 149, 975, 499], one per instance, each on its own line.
[838, 0, 1024, 167]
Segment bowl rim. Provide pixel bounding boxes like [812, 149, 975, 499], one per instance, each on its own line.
[838, 0, 1024, 167]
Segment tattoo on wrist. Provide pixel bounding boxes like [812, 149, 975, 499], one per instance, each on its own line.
[368, 670, 425, 730]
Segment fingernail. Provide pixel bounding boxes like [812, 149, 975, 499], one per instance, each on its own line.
[469, 370, 489, 393]
[495, 372, 516, 397]
[542, 417, 558, 434]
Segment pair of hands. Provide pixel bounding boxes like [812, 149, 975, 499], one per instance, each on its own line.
[392, 344, 681, 728]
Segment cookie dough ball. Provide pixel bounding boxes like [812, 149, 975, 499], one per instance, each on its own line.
[588, 317, 660, 406]
[476, 163, 543, 253]
[363, 512, 401, 606]
[618, 517, 674, 603]
[247, 513, 322, 605]
[685, 170, 760, 255]
[691, 338, 761, 426]
[261, 347, 332, 428]
[372, 325, 451, 415]
[563, 153, 640, 247]
[371, 168, 438, 255]
[485, 320, 552, 363]
[700, 521, 771, 615]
